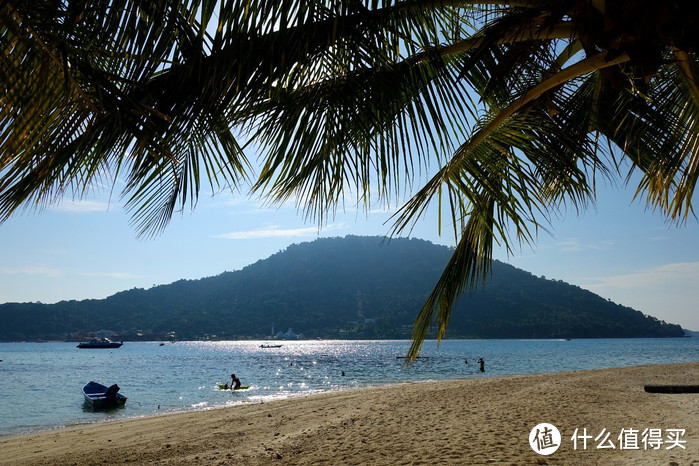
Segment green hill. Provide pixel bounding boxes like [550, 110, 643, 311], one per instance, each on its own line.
[0, 236, 684, 340]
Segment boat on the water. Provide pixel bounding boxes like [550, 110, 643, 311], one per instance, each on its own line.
[77, 338, 123, 349]
[260, 344, 282, 348]
[82, 381, 127, 409]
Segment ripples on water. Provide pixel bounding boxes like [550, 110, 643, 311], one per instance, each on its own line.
[0, 338, 696, 436]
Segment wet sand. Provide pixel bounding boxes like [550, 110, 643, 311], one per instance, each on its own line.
[1, 362, 697, 465]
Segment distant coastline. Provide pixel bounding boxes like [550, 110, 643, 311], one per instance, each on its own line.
[2, 333, 694, 344]
[0, 236, 685, 342]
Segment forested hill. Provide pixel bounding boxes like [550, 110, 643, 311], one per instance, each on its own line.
[0, 236, 685, 341]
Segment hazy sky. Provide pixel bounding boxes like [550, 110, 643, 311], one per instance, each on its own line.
[1, 169, 697, 331]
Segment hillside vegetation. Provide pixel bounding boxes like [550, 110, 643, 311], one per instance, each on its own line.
[0, 236, 684, 340]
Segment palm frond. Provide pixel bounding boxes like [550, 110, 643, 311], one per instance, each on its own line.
[594, 57, 699, 222]
[245, 3, 476, 221]
[407, 194, 495, 359]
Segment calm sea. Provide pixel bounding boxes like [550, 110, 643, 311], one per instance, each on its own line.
[0, 338, 697, 437]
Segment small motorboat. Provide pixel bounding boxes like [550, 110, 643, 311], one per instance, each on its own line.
[82, 381, 127, 409]
[77, 338, 123, 349]
[259, 344, 282, 348]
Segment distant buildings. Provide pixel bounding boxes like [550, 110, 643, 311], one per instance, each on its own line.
[274, 327, 304, 339]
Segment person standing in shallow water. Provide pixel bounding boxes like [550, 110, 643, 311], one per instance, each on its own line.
[477, 358, 485, 372]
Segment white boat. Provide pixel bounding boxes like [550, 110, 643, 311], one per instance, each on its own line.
[77, 338, 123, 349]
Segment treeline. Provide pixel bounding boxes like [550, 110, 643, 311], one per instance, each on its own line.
[0, 236, 685, 341]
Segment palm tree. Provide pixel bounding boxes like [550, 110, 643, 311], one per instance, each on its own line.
[2, 1, 697, 358]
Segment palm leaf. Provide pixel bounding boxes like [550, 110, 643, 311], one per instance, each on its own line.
[2, 1, 698, 363]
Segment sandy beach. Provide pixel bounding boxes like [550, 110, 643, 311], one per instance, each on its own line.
[1, 362, 696, 465]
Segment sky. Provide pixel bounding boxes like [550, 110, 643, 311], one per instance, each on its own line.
[1, 169, 698, 331]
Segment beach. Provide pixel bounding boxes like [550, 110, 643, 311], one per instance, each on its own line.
[1, 362, 696, 465]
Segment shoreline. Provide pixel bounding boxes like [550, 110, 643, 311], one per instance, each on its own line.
[1, 362, 697, 465]
[0, 363, 663, 440]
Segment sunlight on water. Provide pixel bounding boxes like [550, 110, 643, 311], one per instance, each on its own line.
[0, 338, 696, 436]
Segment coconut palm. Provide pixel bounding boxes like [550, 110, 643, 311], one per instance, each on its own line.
[2, 1, 697, 358]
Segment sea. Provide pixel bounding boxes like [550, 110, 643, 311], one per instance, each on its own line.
[1, 338, 697, 437]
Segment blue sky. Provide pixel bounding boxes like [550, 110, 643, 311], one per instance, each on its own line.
[1, 172, 698, 331]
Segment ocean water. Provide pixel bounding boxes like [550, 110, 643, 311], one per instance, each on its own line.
[0, 338, 697, 437]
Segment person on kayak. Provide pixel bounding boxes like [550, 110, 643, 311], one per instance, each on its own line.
[231, 373, 241, 389]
